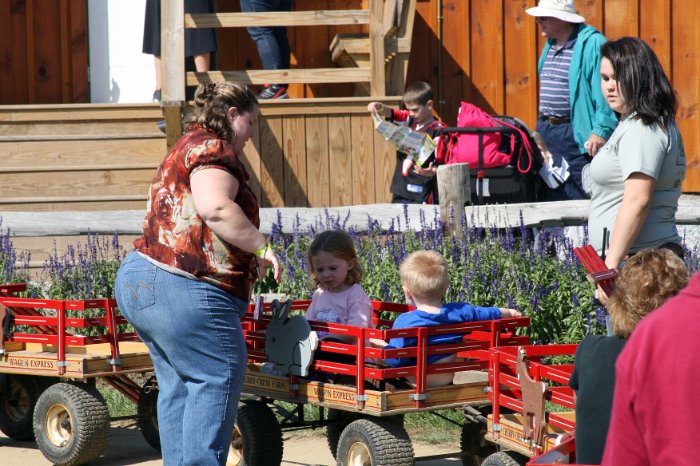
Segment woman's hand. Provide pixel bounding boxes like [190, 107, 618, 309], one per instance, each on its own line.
[586, 134, 607, 156]
[257, 248, 282, 283]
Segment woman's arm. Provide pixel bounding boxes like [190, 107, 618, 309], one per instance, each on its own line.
[604, 173, 656, 270]
[191, 167, 280, 281]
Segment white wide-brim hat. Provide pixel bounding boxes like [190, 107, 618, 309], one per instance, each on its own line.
[526, 0, 585, 23]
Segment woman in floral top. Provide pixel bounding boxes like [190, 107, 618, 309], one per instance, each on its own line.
[115, 81, 280, 466]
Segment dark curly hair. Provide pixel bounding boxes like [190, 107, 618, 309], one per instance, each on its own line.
[608, 247, 689, 338]
[183, 81, 258, 142]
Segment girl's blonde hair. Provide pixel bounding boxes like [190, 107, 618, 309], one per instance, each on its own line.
[183, 81, 258, 142]
[399, 250, 449, 301]
[608, 247, 689, 338]
[307, 230, 363, 287]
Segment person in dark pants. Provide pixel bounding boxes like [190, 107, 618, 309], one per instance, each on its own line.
[143, 0, 217, 102]
[240, 0, 294, 99]
[525, 0, 617, 200]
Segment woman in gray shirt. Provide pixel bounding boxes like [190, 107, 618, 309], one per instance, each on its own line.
[588, 37, 686, 304]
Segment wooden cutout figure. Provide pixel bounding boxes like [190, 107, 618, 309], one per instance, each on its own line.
[516, 347, 548, 449]
[265, 299, 318, 377]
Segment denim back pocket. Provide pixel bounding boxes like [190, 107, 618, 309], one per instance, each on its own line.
[117, 263, 157, 312]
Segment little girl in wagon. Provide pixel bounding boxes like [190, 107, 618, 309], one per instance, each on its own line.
[305, 229, 374, 341]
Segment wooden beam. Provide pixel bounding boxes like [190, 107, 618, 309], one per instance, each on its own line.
[161, 0, 185, 104]
[369, 0, 386, 96]
[256, 97, 402, 116]
[187, 68, 371, 86]
[163, 104, 183, 149]
[437, 163, 470, 238]
[185, 10, 369, 28]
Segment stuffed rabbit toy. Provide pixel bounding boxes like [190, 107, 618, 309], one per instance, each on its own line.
[265, 299, 318, 377]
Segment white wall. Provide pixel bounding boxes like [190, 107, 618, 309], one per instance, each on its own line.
[88, 0, 156, 103]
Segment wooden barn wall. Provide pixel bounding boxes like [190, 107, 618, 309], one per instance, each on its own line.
[1, 0, 698, 198]
[216, 0, 700, 192]
[0, 0, 88, 104]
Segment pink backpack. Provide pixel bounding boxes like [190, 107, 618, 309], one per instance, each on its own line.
[441, 102, 534, 173]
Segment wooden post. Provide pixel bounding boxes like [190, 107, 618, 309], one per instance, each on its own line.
[161, 0, 185, 149]
[369, 0, 386, 96]
[437, 163, 470, 238]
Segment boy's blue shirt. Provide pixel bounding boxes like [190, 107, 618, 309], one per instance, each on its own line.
[385, 302, 501, 368]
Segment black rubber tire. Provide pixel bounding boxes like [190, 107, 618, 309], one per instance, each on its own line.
[326, 409, 360, 459]
[227, 400, 283, 466]
[137, 376, 160, 451]
[481, 451, 528, 466]
[460, 421, 498, 466]
[0, 375, 41, 441]
[336, 418, 414, 466]
[33, 382, 110, 466]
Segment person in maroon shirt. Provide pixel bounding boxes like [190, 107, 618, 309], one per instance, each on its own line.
[602, 269, 700, 466]
[115, 81, 280, 466]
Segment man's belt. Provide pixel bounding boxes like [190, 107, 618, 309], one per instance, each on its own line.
[540, 114, 571, 125]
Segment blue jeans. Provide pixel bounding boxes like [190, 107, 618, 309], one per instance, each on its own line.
[115, 251, 248, 466]
[239, 0, 293, 70]
[536, 118, 592, 201]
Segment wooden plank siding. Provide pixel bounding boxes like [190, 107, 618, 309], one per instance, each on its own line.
[0, 0, 88, 104]
[1, 0, 699, 194]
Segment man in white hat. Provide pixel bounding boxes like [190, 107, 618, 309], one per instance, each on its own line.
[526, 0, 617, 200]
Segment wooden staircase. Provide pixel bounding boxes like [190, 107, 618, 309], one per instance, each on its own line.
[330, 0, 416, 96]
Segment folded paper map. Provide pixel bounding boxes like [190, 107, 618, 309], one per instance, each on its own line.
[371, 111, 436, 168]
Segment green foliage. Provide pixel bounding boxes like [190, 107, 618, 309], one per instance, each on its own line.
[98, 382, 137, 417]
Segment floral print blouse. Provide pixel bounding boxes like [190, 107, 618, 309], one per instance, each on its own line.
[134, 127, 260, 301]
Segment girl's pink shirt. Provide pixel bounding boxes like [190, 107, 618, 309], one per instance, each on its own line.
[305, 283, 374, 330]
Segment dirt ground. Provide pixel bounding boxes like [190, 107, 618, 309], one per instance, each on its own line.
[0, 420, 462, 466]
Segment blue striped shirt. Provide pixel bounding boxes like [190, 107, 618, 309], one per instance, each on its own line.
[539, 34, 577, 118]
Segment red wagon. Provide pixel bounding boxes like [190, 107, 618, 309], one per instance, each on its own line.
[0, 283, 157, 465]
[238, 298, 531, 465]
[476, 343, 578, 466]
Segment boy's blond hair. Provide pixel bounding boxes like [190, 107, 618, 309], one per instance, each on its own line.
[399, 250, 449, 301]
[608, 248, 689, 338]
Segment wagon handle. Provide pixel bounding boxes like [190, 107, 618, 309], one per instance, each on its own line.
[516, 347, 547, 452]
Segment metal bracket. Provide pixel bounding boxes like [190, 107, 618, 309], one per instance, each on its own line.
[492, 423, 502, 432]
[409, 392, 429, 401]
[107, 358, 122, 366]
[355, 394, 369, 402]
[56, 361, 68, 367]
[288, 384, 299, 391]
